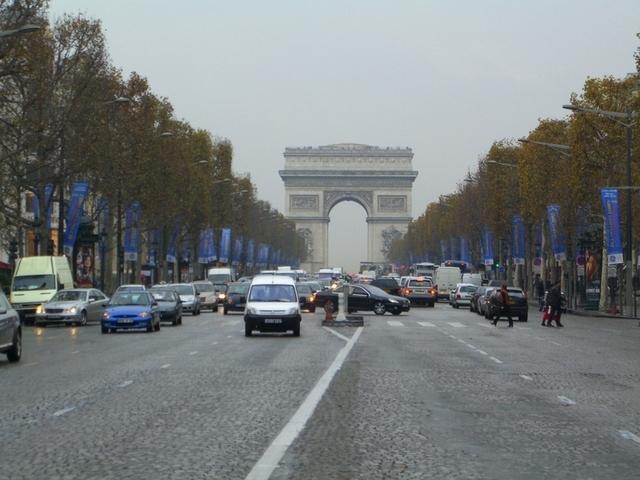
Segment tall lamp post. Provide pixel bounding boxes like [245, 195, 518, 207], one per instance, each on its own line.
[0, 24, 41, 38]
[563, 103, 636, 315]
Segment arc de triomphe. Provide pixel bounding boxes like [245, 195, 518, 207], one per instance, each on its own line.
[280, 143, 418, 273]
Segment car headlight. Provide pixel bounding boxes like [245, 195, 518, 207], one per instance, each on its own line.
[35, 304, 44, 314]
[64, 306, 77, 314]
[246, 307, 257, 315]
[102, 311, 111, 320]
[139, 311, 151, 318]
[287, 307, 299, 315]
[389, 299, 398, 304]
[218, 293, 226, 300]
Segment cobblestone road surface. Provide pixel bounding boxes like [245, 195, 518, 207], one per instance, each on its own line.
[1, 304, 639, 479]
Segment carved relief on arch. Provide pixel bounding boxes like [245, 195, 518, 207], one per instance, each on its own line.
[323, 190, 373, 216]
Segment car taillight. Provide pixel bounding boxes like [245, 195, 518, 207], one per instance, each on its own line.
[404, 288, 412, 295]
[456, 294, 461, 299]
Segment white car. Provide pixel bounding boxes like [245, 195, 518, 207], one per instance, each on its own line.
[450, 283, 478, 308]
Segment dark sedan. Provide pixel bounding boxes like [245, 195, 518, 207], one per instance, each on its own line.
[149, 288, 183, 325]
[296, 283, 317, 313]
[486, 287, 529, 322]
[370, 277, 402, 296]
[0, 291, 21, 362]
[477, 287, 498, 317]
[222, 282, 249, 315]
[315, 284, 410, 316]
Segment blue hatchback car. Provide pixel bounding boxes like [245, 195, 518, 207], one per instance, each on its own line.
[101, 291, 160, 334]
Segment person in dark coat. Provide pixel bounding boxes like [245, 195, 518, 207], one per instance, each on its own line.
[535, 275, 546, 311]
[492, 284, 513, 328]
[544, 282, 564, 327]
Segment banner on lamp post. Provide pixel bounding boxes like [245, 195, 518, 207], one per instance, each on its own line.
[546, 204, 566, 261]
[219, 228, 231, 264]
[600, 188, 623, 265]
[440, 239, 447, 262]
[232, 237, 243, 266]
[63, 181, 90, 257]
[512, 215, 525, 265]
[246, 240, 255, 268]
[483, 227, 494, 266]
[123, 201, 141, 262]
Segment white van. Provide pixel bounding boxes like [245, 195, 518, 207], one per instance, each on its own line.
[244, 274, 301, 337]
[462, 273, 482, 287]
[10, 256, 74, 321]
[433, 266, 462, 300]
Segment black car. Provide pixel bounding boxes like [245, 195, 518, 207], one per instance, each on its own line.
[0, 291, 21, 362]
[315, 284, 410, 316]
[486, 287, 529, 322]
[222, 282, 249, 315]
[296, 282, 317, 313]
[470, 286, 488, 313]
[370, 277, 402, 296]
[149, 288, 183, 325]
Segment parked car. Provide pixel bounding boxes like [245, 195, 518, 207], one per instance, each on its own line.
[486, 287, 529, 322]
[193, 281, 217, 311]
[470, 285, 489, 313]
[477, 287, 498, 317]
[450, 283, 477, 308]
[370, 277, 402, 296]
[0, 290, 21, 362]
[114, 284, 146, 294]
[315, 284, 411, 316]
[222, 282, 250, 315]
[148, 288, 182, 325]
[101, 291, 160, 333]
[296, 282, 317, 312]
[35, 288, 109, 326]
[168, 283, 201, 315]
[402, 277, 436, 307]
[244, 275, 301, 337]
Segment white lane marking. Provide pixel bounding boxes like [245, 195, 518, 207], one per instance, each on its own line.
[520, 374, 533, 381]
[489, 356, 503, 364]
[323, 327, 349, 342]
[619, 430, 640, 444]
[457, 339, 467, 344]
[71, 350, 79, 354]
[550, 341, 562, 346]
[188, 351, 199, 356]
[23, 362, 38, 367]
[211, 341, 218, 345]
[160, 364, 171, 369]
[478, 323, 492, 328]
[448, 322, 465, 328]
[387, 320, 404, 327]
[516, 326, 531, 330]
[117, 380, 133, 388]
[227, 335, 233, 338]
[467, 344, 476, 349]
[244, 327, 364, 480]
[52, 407, 75, 417]
[477, 350, 488, 355]
[417, 321, 436, 327]
[557, 395, 576, 406]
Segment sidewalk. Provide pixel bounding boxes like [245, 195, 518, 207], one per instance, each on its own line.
[567, 307, 638, 321]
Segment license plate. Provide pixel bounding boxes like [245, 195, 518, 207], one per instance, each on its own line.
[264, 318, 282, 324]
[118, 319, 134, 324]
[47, 315, 62, 320]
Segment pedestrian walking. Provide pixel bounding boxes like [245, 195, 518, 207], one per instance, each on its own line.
[535, 274, 546, 311]
[491, 284, 513, 328]
[543, 282, 564, 327]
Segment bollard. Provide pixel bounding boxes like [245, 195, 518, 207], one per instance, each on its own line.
[324, 299, 334, 321]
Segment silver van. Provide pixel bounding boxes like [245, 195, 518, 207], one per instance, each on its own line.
[244, 275, 301, 337]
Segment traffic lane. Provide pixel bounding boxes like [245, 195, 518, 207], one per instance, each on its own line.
[0, 313, 346, 480]
[273, 307, 640, 480]
[421, 306, 640, 439]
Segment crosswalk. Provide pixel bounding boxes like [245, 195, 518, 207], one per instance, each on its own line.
[388, 320, 472, 328]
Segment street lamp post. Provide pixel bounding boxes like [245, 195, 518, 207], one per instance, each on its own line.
[563, 103, 636, 315]
[0, 24, 41, 38]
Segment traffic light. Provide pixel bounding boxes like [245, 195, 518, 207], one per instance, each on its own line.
[8, 239, 18, 263]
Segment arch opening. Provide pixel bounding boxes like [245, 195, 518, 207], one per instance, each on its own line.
[328, 199, 368, 273]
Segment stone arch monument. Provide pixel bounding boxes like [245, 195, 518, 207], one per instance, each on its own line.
[280, 143, 418, 273]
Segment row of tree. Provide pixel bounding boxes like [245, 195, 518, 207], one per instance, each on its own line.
[0, 1, 307, 281]
[389, 36, 640, 299]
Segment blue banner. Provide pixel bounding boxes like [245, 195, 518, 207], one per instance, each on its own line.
[449, 237, 458, 260]
[512, 215, 525, 265]
[63, 181, 90, 256]
[44, 184, 54, 230]
[546, 204, 566, 261]
[123, 201, 141, 261]
[182, 233, 192, 262]
[600, 188, 623, 264]
[232, 237, 243, 266]
[198, 228, 217, 264]
[246, 240, 255, 268]
[219, 228, 231, 264]
[166, 224, 179, 263]
[147, 228, 161, 266]
[460, 237, 471, 264]
[98, 198, 110, 235]
[483, 227, 494, 266]
[440, 239, 448, 262]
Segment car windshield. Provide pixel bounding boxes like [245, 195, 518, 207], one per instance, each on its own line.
[249, 285, 296, 302]
[296, 284, 312, 293]
[149, 290, 175, 301]
[507, 289, 525, 298]
[109, 292, 150, 306]
[227, 284, 249, 294]
[364, 285, 389, 297]
[460, 286, 477, 293]
[208, 274, 230, 284]
[408, 280, 430, 287]
[52, 290, 85, 302]
[172, 285, 194, 295]
[194, 283, 214, 292]
[13, 274, 56, 291]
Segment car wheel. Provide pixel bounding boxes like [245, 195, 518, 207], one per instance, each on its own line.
[292, 323, 300, 337]
[453, 304, 459, 309]
[391, 308, 401, 316]
[223, 307, 228, 315]
[154, 317, 161, 331]
[172, 316, 177, 326]
[373, 302, 386, 316]
[80, 311, 88, 326]
[146, 321, 153, 333]
[520, 314, 528, 322]
[101, 325, 108, 334]
[178, 316, 183, 325]
[308, 306, 316, 313]
[7, 328, 21, 362]
[245, 322, 252, 337]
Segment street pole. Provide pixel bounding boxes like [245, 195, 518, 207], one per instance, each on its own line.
[625, 111, 633, 315]
[116, 188, 123, 287]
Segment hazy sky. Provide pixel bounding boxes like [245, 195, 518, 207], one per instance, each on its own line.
[50, 1, 640, 272]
